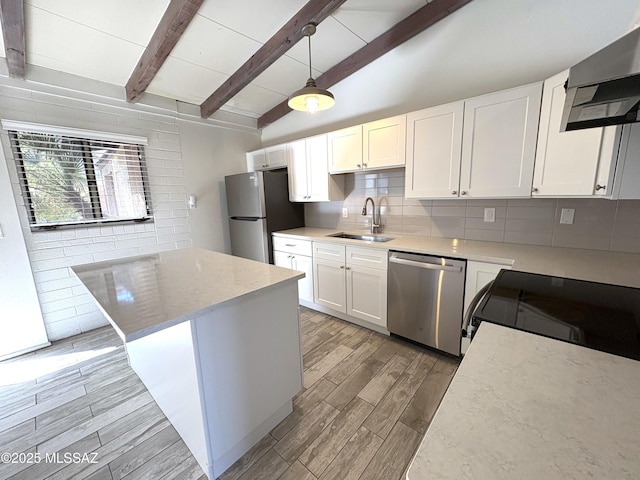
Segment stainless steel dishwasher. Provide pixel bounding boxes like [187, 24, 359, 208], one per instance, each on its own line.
[388, 251, 466, 356]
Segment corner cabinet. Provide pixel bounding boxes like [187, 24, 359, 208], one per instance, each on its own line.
[459, 82, 542, 198]
[405, 101, 464, 198]
[246, 144, 287, 171]
[533, 70, 621, 197]
[273, 237, 314, 303]
[287, 134, 344, 202]
[328, 116, 406, 174]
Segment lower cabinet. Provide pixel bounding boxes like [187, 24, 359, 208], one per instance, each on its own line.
[463, 260, 512, 315]
[273, 237, 313, 303]
[312, 242, 388, 329]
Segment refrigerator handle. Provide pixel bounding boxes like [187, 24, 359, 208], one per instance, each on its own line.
[230, 216, 261, 221]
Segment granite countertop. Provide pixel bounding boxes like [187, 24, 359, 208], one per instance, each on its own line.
[273, 227, 640, 288]
[406, 322, 640, 479]
[71, 247, 303, 342]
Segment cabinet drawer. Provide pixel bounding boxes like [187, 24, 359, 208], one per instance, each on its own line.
[273, 237, 312, 256]
[312, 241, 346, 262]
[346, 246, 388, 271]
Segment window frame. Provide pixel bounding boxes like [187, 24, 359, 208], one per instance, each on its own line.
[3, 121, 153, 231]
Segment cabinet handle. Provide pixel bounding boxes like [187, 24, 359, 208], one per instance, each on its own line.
[356, 164, 361, 168]
[532, 187, 539, 193]
[340, 265, 345, 269]
[451, 190, 457, 195]
[285, 244, 296, 247]
[363, 163, 367, 168]
[346, 266, 351, 270]
[595, 184, 606, 191]
[461, 191, 467, 196]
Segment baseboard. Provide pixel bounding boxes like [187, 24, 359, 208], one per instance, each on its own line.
[299, 301, 390, 336]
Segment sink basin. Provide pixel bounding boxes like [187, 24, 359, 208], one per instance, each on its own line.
[327, 232, 394, 243]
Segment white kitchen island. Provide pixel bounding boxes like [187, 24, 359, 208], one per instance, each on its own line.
[406, 322, 640, 479]
[71, 248, 304, 480]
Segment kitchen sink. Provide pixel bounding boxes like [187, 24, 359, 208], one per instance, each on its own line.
[327, 232, 394, 243]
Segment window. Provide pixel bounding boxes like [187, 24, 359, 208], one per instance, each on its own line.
[4, 122, 152, 230]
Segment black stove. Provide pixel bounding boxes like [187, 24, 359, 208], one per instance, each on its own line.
[471, 270, 640, 361]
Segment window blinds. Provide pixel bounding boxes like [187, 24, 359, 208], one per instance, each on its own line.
[5, 124, 152, 229]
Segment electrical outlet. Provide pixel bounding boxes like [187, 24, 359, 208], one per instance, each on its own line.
[483, 208, 496, 223]
[342, 207, 348, 218]
[560, 208, 575, 224]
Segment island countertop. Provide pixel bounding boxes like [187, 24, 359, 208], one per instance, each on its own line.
[71, 247, 304, 342]
[406, 322, 640, 479]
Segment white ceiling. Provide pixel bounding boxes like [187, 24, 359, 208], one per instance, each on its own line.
[3, 0, 640, 135]
[13, 0, 432, 119]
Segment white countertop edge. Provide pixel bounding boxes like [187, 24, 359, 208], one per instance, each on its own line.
[71, 260, 304, 343]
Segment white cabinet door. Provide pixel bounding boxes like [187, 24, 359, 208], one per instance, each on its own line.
[328, 125, 363, 173]
[292, 255, 313, 303]
[246, 149, 266, 171]
[287, 140, 308, 201]
[533, 70, 619, 196]
[405, 101, 464, 198]
[363, 115, 406, 170]
[346, 264, 387, 328]
[463, 261, 511, 316]
[460, 82, 542, 197]
[313, 257, 347, 313]
[306, 134, 331, 201]
[274, 250, 292, 269]
[613, 123, 640, 199]
[265, 144, 287, 169]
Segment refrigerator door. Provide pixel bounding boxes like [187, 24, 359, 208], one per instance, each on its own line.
[229, 217, 268, 263]
[225, 172, 266, 218]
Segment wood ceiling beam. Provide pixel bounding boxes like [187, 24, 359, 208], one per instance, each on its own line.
[126, 0, 204, 103]
[199, 0, 348, 119]
[0, 0, 26, 78]
[258, 0, 473, 129]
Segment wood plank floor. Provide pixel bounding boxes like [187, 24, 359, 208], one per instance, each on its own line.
[0, 307, 459, 480]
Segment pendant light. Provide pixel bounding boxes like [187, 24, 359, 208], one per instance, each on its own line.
[288, 23, 335, 114]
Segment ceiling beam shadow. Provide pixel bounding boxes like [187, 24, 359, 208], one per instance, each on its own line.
[126, 0, 204, 103]
[0, 0, 26, 78]
[258, 0, 474, 129]
[199, 0, 348, 119]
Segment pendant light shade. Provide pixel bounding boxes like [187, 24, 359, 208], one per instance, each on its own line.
[288, 24, 335, 114]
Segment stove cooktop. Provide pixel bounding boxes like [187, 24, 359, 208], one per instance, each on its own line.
[472, 270, 640, 361]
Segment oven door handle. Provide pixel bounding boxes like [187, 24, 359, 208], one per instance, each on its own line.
[389, 255, 462, 273]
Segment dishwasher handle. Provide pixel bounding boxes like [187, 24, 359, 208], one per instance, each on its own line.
[389, 254, 463, 273]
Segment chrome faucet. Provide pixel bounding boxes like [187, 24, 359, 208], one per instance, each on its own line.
[362, 197, 380, 234]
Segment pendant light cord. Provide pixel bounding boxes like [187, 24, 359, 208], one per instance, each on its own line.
[308, 33, 313, 79]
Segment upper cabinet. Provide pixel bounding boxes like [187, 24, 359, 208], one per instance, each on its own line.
[362, 115, 406, 170]
[405, 101, 464, 198]
[287, 134, 344, 202]
[246, 144, 288, 171]
[327, 126, 362, 173]
[533, 70, 621, 197]
[328, 116, 406, 174]
[406, 83, 542, 199]
[459, 82, 542, 198]
[612, 123, 640, 199]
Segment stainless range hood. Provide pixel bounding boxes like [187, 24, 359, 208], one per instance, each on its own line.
[561, 27, 640, 131]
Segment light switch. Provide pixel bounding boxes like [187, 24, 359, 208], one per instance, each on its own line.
[342, 207, 348, 218]
[560, 208, 575, 224]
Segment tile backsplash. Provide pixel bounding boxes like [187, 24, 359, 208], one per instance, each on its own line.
[304, 168, 640, 254]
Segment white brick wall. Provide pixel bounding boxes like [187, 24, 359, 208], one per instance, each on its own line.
[0, 83, 197, 341]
